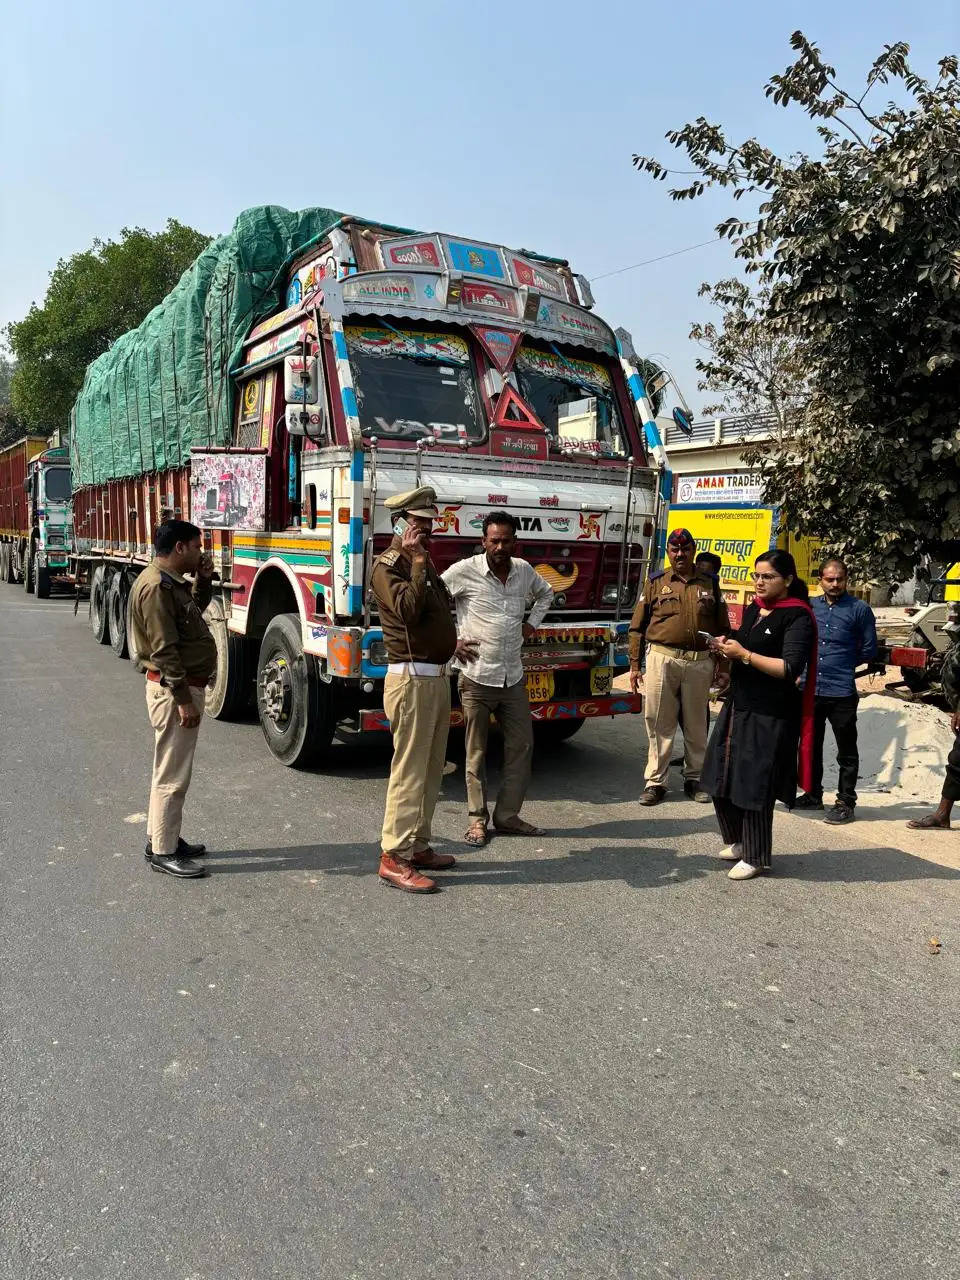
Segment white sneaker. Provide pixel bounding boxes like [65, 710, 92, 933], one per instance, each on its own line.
[727, 859, 760, 880]
[718, 843, 742, 861]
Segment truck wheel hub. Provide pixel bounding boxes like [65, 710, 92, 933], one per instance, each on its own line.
[260, 655, 292, 725]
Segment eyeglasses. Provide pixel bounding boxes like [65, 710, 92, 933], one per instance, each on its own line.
[751, 572, 781, 582]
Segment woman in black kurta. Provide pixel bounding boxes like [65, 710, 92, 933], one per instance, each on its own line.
[701, 550, 816, 880]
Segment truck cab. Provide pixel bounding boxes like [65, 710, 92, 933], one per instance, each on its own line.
[23, 447, 73, 597]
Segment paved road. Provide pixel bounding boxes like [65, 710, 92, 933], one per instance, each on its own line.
[1, 592, 957, 1280]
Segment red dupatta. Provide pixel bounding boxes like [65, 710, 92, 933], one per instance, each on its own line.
[756, 595, 819, 794]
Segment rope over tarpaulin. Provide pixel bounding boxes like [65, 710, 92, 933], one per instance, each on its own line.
[71, 204, 344, 487]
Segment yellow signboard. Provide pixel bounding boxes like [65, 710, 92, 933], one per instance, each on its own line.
[667, 506, 775, 588]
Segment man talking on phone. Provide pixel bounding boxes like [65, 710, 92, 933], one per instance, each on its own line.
[371, 486, 475, 893]
[629, 528, 730, 805]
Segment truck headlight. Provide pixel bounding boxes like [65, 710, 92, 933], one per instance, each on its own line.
[368, 640, 388, 667]
[602, 584, 633, 604]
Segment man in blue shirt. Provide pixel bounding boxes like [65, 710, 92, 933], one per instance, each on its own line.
[795, 558, 877, 824]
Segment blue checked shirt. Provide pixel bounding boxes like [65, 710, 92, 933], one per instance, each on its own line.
[810, 593, 878, 697]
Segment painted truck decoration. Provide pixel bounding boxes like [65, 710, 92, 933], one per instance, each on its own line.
[60, 214, 671, 767]
[0, 439, 73, 597]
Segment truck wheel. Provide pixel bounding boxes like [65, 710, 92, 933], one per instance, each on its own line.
[533, 718, 586, 746]
[256, 613, 333, 767]
[204, 598, 251, 720]
[900, 665, 931, 695]
[90, 565, 111, 645]
[107, 573, 129, 658]
[0, 546, 9, 583]
[34, 561, 51, 599]
[23, 545, 34, 594]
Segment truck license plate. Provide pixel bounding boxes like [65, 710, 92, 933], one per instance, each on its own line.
[525, 671, 555, 703]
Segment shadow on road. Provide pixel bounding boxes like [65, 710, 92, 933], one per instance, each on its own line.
[195, 839, 960, 887]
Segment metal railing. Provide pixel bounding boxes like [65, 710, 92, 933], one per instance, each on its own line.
[663, 412, 782, 449]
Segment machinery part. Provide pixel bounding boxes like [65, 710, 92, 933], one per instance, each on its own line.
[204, 597, 251, 721]
[107, 572, 129, 658]
[90, 564, 112, 644]
[256, 612, 333, 767]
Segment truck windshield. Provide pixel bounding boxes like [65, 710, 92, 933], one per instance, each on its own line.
[43, 468, 71, 502]
[345, 324, 483, 442]
[514, 345, 628, 457]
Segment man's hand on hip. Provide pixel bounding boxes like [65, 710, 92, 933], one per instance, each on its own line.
[455, 637, 480, 664]
[178, 702, 203, 728]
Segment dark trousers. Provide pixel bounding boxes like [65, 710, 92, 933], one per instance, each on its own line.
[713, 796, 774, 869]
[810, 695, 859, 808]
[943, 730, 960, 803]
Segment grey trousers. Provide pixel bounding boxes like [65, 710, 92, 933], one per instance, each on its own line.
[459, 676, 533, 826]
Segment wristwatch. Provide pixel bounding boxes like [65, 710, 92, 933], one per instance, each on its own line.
[740, 652, 751, 666]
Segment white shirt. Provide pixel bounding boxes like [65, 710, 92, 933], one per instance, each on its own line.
[442, 553, 554, 687]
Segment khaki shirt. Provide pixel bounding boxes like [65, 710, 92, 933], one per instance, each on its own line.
[629, 569, 730, 664]
[371, 537, 457, 665]
[129, 560, 217, 704]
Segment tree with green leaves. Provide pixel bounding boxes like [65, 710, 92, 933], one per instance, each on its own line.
[635, 34, 960, 582]
[689, 278, 806, 434]
[7, 220, 211, 438]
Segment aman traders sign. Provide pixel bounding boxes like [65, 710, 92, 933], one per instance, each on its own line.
[675, 471, 764, 506]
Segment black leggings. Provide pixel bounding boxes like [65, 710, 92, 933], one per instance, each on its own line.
[713, 796, 774, 869]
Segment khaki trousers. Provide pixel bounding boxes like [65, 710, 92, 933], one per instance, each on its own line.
[460, 676, 533, 826]
[381, 673, 451, 858]
[145, 682, 206, 856]
[643, 646, 713, 788]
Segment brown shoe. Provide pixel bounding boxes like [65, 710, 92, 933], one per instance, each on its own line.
[639, 786, 666, 806]
[378, 854, 438, 893]
[410, 847, 457, 870]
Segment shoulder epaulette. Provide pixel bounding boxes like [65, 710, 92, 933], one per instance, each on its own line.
[377, 549, 400, 568]
[649, 568, 666, 581]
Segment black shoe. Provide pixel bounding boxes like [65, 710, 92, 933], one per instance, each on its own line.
[794, 793, 824, 810]
[670, 757, 684, 767]
[144, 837, 207, 861]
[824, 803, 855, 825]
[639, 786, 666, 806]
[150, 853, 209, 878]
[684, 780, 711, 803]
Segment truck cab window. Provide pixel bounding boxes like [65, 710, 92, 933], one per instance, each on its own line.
[43, 468, 71, 502]
[514, 345, 628, 457]
[345, 324, 483, 443]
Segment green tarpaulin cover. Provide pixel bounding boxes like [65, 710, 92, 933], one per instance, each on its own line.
[70, 205, 343, 487]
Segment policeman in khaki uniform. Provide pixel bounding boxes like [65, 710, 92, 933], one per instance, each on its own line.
[128, 519, 217, 879]
[629, 527, 730, 805]
[371, 486, 472, 894]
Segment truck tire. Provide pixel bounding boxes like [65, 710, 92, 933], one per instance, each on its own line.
[107, 573, 129, 658]
[256, 612, 333, 767]
[90, 565, 111, 645]
[533, 718, 586, 746]
[204, 598, 250, 721]
[23, 544, 34, 594]
[0, 546, 10, 583]
[34, 561, 51, 599]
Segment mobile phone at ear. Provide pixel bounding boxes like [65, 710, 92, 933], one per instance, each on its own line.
[393, 516, 410, 538]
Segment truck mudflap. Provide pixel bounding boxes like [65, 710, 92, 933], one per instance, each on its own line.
[357, 693, 644, 733]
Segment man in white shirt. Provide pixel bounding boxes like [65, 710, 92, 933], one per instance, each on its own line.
[442, 512, 554, 847]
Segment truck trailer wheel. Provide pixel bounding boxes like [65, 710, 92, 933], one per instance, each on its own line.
[256, 613, 333, 767]
[0, 546, 10, 583]
[204, 598, 250, 721]
[90, 565, 111, 645]
[22, 545, 34, 594]
[107, 573, 129, 658]
[533, 718, 586, 746]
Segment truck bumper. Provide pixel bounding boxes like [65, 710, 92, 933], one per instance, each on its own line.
[358, 692, 643, 733]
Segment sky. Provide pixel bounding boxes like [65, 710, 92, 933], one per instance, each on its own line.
[2, 0, 957, 415]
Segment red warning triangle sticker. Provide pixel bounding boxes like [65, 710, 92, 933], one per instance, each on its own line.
[492, 385, 545, 431]
[471, 325, 523, 374]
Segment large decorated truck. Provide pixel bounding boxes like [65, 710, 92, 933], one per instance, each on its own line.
[0, 437, 73, 597]
[63, 205, 670, 766]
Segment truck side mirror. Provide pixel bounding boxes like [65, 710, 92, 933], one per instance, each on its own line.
[284, 354, 319, 405]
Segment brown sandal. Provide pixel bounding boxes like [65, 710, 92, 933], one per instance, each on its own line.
[906, 814, 951, 830]
[493, 819, 544, 836]
[464, 820, 489, 847]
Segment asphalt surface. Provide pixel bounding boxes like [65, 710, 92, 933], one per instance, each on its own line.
[1, 590, 958, 1280]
